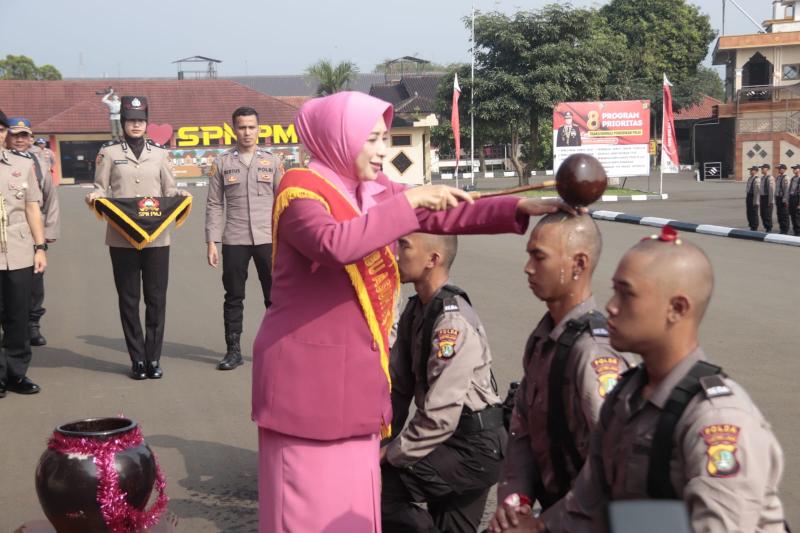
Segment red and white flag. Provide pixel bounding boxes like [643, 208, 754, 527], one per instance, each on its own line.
[661, 74, 680, 174]
[451, 73, 461, 176]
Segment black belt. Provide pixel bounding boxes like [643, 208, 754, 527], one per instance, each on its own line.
[456, 406, 505, 434]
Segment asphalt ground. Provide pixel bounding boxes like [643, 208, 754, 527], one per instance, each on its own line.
[2, 175, 798, 531]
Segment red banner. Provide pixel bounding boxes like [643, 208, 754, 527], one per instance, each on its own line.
[451, 74, 461, 175]
[661, 75, 680, 174]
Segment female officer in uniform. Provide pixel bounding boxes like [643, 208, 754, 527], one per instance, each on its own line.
[86, 96, 190, 380]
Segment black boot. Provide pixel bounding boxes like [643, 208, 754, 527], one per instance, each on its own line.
[29, 324, 47, 346]
[147, 361, 163, 379]
[131, 361, 147, 380]
[218, 333, 243, 370]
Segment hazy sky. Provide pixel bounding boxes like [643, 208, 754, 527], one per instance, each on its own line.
[0, 0, 769, 78]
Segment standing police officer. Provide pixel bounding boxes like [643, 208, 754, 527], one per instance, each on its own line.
[0, 110, 48, 396]
[774, 163, 790, 234]
[490, 214, 629, 532]
[789, 163, 800, 236]
[205, 107, 282, 370]
[6, 118, 60, 346]
[745, 165, 761, 231]
[381, 232, 507, 533]
[86, 96, 190, 380]
[759, 163, 775, 232]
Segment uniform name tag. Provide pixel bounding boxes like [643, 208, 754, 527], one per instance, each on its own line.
[113, 160, 128, 165]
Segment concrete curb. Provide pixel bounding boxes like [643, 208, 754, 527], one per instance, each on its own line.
[591, 209, 800, 247]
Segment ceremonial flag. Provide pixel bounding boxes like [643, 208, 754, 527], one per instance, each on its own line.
[92, 196, 192, 250]
[451, 73, 461, 176]
[661, 74, 680, 174]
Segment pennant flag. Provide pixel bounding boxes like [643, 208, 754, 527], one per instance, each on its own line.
[661, 74, 680, 174]
[451, 73, 461, 176]
[92, 196, 192, 250]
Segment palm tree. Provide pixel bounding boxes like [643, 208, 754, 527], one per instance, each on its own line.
[306, 60, 359, 96]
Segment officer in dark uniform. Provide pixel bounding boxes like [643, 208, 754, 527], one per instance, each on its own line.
[745, 165, 761, 231]
[381, 232, 507, 533]
[788, 163, 800, 235]
[774, 163, 790, 234]
[86, 96, 190, 380]
[759, 163, 775, 232]
[556, 111, 582, 147]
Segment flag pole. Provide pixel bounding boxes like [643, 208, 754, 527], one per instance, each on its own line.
[470, 3, 475, 188]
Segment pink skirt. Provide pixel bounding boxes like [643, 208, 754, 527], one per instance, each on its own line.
[258, 427, 381, 533]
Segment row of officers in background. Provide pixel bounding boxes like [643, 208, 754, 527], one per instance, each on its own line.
[745, 162, 800, 235]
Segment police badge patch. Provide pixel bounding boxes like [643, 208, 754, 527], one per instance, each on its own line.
[701, 424, 741, 477]
[434, 329, 459, 359]
[591, 356, 621, 397]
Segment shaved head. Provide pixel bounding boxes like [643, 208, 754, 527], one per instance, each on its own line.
[628, 238, 714, 321]
[397, 232, 458, 285]
[420, 233, 458, 270]
[534, 213, 602, 271]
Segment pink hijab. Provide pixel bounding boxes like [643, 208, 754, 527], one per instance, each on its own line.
[294, 91, 394, 212]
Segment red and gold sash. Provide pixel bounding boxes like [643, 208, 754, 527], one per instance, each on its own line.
[272, 168, 399, 438]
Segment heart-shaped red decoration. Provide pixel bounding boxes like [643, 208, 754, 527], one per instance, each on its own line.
[146, 123, 173, 146]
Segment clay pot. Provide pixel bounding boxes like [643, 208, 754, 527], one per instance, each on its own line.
[35, 418, 157, 533]
[556, 153, 608, 206]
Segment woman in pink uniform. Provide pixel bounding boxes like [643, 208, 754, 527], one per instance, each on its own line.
[252, 91, 571, 533]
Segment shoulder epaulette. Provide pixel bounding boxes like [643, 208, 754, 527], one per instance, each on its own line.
[102, 140, 121, 148]
[699, 374, 733, 400]
[442, 296, 460, 313]
[9, 149, 31, 159]
[146, 139, 162, 148]
[586, 310, 609, 337]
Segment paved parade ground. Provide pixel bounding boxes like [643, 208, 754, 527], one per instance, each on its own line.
[2, 177, 798, 531]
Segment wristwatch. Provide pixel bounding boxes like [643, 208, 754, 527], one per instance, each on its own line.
[34, 244, 48, 252]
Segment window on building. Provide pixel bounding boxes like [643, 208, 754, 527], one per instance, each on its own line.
[782, 64, 800, 81]
[391, 135, 412, 147]
[787, 5, 795, 18]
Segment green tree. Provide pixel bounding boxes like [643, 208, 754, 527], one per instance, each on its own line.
[470, 6, 629, 181]
[306, 59, 359, 96]
[601, 0, 716, 110]
[0, 54, 62, 80]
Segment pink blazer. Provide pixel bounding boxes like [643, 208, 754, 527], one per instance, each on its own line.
[252, 176, 528, 441]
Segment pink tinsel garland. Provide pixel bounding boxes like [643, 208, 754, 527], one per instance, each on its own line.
[48, 425, 168, 533]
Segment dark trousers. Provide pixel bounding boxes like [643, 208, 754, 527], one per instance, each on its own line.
[0, 267, 33, 382]
[109, 246, 169, 364]
[790, 196, 800, 236]
[746, 193, 759, 231]
[760, 197, 773, 232]
[776, 199, 790, 234]
[381, 427, 506, 533]
[221, 244, 272, 336]
[30, 271, 45, 325]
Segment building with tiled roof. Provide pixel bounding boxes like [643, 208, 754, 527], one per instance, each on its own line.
[674, 95, 722, 121]
[226, 74, 387, 97]
[0, 79, 301, 182]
